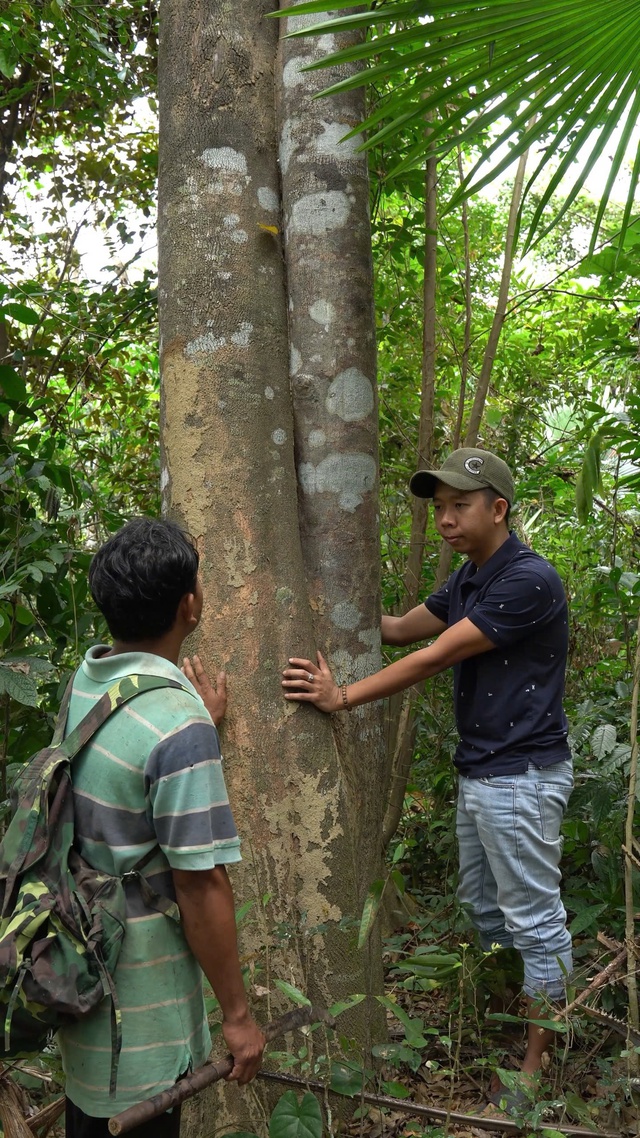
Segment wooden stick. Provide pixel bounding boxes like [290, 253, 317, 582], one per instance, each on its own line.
[257, 1070, 620, 1138]
[558, 946, 627, 1019]
[27, 1095, 66, 1135]
[108, 1005, 333, 1135]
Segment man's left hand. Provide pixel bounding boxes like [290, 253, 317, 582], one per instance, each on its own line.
[282, 650, 341, 713]
[182, 655, 227, 725]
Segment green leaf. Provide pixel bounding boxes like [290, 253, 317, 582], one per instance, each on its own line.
[269, 1091, 322, 1138]
[328, 993, 365, 1018]
[273, 979, 311, 1007]
[569, 902, 608, 935]
[357, 877, 385, 949]
[2, 302, 40, 325]
[329, 1060, 363, 1096]
[0, 365, 27, 402]
[381, 1080, 411, 1099]
[591, 723, 616, 759]
[0, 665, 39, 707]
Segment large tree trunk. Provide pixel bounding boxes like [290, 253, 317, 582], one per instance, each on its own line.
[277, 2, 386, 913]
[158, 2, 385, 1129]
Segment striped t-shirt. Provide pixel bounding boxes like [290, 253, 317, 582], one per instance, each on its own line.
[57, 646, 241, 1117]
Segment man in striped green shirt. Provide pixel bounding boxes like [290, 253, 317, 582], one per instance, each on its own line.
[58, 518, 264, 1137]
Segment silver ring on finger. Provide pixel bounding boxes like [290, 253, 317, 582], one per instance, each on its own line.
[307, 672, 313, 683]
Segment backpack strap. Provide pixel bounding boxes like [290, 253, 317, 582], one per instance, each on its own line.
[51, 671, 78, 747]
[6, 675, 196, 889]
[57, 674, 194, 761]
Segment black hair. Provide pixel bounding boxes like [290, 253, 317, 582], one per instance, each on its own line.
[481, 486, 511, 527]
[89, 518, 200, 642]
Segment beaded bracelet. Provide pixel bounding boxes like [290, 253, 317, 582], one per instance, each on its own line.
[340, 684, 351, 711]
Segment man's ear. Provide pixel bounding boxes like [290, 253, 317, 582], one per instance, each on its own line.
[179, 591, 200, 631]
[494, 496, 509, 524]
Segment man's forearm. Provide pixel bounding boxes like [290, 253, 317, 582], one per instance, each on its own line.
[173, 866, 248, 1023]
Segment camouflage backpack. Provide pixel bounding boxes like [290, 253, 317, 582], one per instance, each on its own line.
[0, 672, 190, 1092]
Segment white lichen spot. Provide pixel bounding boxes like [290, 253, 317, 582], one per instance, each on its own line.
[264, 386, 275, 400]
[317, 34, 336, 54]
[223, 213, 240, 228]
[308, 429, 325, 448]
[217, 271, 231, 280]
[272, 428, 287, 446]
[230, 228, 248, 244]
[258, 186, 279, 211]
[331, 601, 361, 631]
[326, 368, 374, 422]
[290, 191, 351, 236]
[185, 332, 226, 358]
[160, 467, 170, 492]
[290, 345, 302, 375]
[230, 322, 252, 347]
[311, 121, 364, 163]
[201, 147, 248, 175]
[200, 148, 250, 196]
[309, 299, 335, 327]
[298, 453, 376, 512]
[279, 116, 301, 176]
[282, 56, 309, 89]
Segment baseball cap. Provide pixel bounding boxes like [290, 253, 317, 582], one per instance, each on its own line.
[409, 448, 514, 504]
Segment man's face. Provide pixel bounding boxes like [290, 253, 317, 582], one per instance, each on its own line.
[432, 481, 506, 557]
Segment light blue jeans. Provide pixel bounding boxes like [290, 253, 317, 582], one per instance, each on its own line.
[456, 760, 574, 1000]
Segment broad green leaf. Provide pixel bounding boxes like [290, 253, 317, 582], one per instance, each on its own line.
[2, 302, 40, 325]
[357, 877, 385, 949]
[273, 979, 311, 1006]
[591, 723, 616, 759]
[0, 665, 39, 707]
[0, 366, 27, 402]
[329, 1060, 363, 1096]
[569, 902, 608, 935]
[269, 1091, 322, 1138]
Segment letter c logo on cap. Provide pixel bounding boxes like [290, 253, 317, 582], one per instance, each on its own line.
[464, 457, 485, 475]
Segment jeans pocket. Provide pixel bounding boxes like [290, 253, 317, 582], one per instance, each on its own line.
[536, 779, 572, 842]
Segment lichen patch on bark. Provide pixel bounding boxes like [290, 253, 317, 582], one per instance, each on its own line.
[290, 190, 351, 235]
[326, 367, 374, 422]
[298, 453, 377, 511]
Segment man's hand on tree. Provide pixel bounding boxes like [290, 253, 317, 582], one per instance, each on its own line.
[282, 650, 341, 713]
[182, 654, 227, 725]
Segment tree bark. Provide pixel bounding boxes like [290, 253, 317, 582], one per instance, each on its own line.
[277, 2, 386, 914]
[158, 4, 386, 1129]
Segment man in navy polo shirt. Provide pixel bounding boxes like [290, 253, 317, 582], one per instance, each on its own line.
[282, 448, 573, 1103]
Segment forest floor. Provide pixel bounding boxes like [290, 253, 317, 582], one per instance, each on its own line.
[343, 980, 637, 1138]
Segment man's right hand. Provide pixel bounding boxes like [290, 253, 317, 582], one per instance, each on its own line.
[222, 1012, 265, 1085]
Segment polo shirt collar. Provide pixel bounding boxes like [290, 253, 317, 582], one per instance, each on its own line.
[82, 645, 198, 697]
[463, 531, 523, 590]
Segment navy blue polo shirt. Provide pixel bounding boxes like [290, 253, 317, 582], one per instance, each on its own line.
[425, 532, 571, 777]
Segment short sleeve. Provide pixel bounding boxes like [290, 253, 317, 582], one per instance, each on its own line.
[468, 570, 561, 648]
[425, 573, 455, 624]
[146, 720, 241, 870]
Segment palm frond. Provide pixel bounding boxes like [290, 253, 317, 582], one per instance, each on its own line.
[275, 0, 640, 251]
